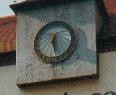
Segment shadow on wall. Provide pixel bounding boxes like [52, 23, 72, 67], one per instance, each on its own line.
[53, 28, 96, 67]
[0, 52, 16, 66]
[64, 92, 68, 95]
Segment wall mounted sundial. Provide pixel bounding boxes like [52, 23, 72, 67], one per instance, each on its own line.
[11, 0, 98, 86]
[34, 21, 76, 63]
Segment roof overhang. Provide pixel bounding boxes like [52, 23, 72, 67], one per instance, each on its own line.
[10, 0, 108, 15]
[10, 0, 79, 14]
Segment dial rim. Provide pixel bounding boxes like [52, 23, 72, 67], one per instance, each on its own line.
[34, 21, 77, 63]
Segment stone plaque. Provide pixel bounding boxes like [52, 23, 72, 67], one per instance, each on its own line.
[16, 0, 98, 86]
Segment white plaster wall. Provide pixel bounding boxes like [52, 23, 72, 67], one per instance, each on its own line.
[0, 52, 116, 95]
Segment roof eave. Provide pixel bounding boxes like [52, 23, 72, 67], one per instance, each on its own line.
[10, 0, 79, 14]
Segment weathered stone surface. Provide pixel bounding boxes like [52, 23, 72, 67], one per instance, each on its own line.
[16, 0, 98, 85]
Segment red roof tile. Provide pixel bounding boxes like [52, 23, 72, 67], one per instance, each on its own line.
[0, 15, 16, 53]
[104, 0, 116, 15]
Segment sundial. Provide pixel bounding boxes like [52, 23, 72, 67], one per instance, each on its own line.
[34, 21, 76, 63]
[10, 0, 98, 86]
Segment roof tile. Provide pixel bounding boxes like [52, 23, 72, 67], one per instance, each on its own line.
[0, 16, 16, 53]
[104, 0, 116, 15]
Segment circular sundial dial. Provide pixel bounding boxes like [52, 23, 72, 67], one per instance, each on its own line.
[34, 21, 77, 63]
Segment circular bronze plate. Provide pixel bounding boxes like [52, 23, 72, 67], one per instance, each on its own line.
[34, 21, 77, 63]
